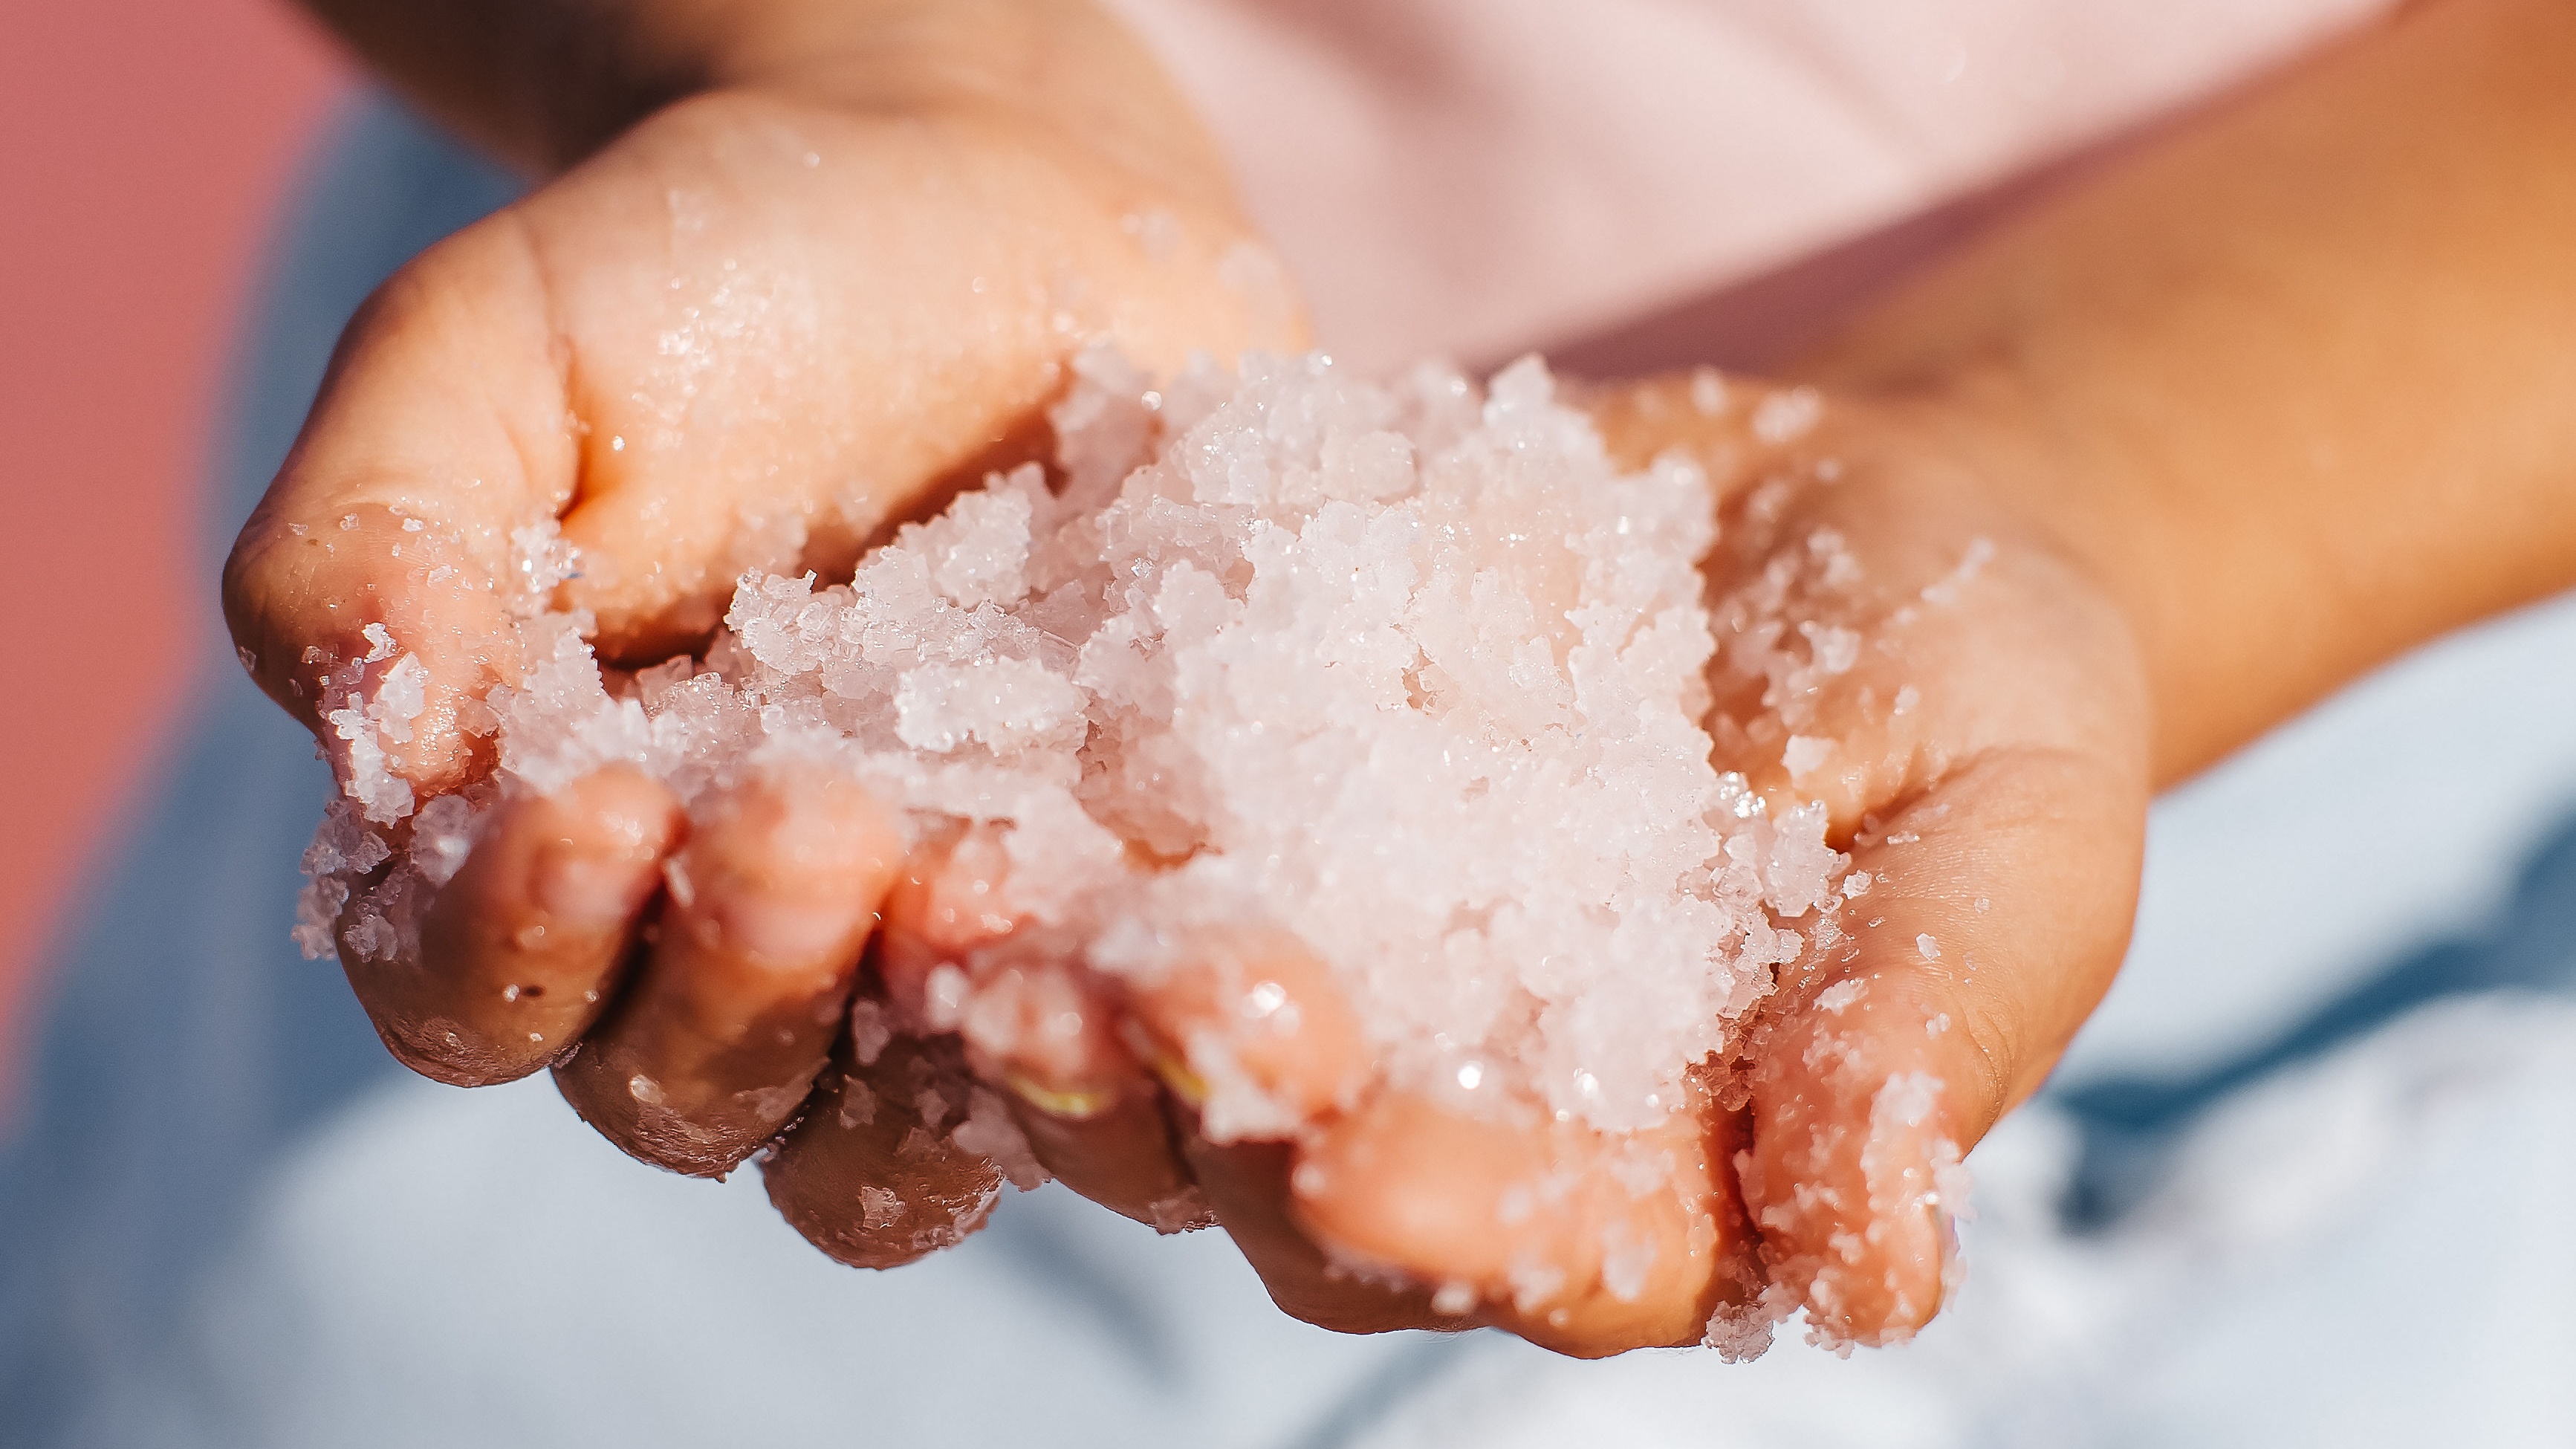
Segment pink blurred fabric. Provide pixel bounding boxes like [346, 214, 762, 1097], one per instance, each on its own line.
[1106, 0, 2400, 372]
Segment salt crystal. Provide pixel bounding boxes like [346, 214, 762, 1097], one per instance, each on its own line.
[1750, 386, 1822, 444]
[1781, 735, 1831, 779]
[923, 965, 970, 1031]
[1120, 207, 1184, 263]
[951, 1086, 1050, 1190]
[1800, 622, 1860, 678]
[1600, 1222, 1657, 1303]
[325, 650, 426, 826]
[1916, 933, 1942, 961]
[849, 999, 895, 1066]
[291, 874, 348, 960]
[299, 353, 1874, 1150]
[1688, 367, 1728, 415]
[1146, 1188, 1217, 1234]
[409, 794, 478, 886]
[838, 1078, 879, 1128]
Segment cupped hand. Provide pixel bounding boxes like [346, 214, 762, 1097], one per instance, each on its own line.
[222, 49, 2147, 1361]
[219, 60, 1295, 1155]
[753, 372, 2152, 1358]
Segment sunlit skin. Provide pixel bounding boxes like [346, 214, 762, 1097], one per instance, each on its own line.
[222, 0, 2576, 1356]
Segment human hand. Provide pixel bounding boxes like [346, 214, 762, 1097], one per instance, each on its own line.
[1303, 369, 2145, 1354]
[221, 8, 1299, 1164]
[747, 370, 2150, 1358]
[754, 0, 2574, 1354]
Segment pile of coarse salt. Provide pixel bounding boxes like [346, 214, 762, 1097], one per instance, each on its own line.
[300, 348, 1850, 1141]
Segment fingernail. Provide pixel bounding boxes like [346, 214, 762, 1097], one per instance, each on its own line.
[533, 843, 646, 930]
[1006, 1072, 1117, 1121]
[1149, 1049, 1209, 1108]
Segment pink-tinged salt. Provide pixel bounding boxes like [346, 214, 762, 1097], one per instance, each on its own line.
[300, 349, 1855, 1139]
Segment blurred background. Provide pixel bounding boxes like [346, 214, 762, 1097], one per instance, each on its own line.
[7, 2, 2576, 1442]
[0, 0, 341, 1065]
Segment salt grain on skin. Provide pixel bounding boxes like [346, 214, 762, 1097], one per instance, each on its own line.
[1816, 979, 1866, 1015]
[298, 349, 1906, 1265]
[334, 349, 1843, 1136]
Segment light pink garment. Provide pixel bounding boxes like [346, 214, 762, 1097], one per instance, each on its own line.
[1104, 0, 2400, 370]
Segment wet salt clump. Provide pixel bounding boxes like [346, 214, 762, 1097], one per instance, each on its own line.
[301, 350, 1852, 1140]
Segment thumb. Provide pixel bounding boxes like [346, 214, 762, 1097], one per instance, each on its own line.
[1741, 745, 2144, 1345]
[221, 215, 574, 814]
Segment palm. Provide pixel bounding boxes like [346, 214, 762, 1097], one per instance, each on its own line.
[1196, 379, 2155, 1354]
[770, 375, 2158, 1358]
[1625, 377, 2151, 1343]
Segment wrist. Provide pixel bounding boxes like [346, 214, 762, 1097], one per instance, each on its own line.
[1844, 358, 2206, 784]
[1847, 350, 2395, 790]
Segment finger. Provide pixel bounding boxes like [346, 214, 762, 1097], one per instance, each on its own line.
[1125, 932, 1370, 1143]
[1031, 931, 1369, 1234]
[1011, 1083, 1211, 1232]
[879, 827, 1205, 1228]
[1146, 938, 1759, 1355]
[555, 764, 903, 1176]
[764, 1031, 1009, 1269]
[345, 766, 684, 1084]
[1743, 745, 2144, 1346]
[956, 962, 1202, 1225]
[1291, 1089, 1759, 1356]
[1174, 1117, 1450, 1338]
[432, 98, 1305, 663]
[224, 98, 1311, 805]
[1584, 369, 1823, 508]
[222, 219, 574, 805]
[873, 823, 1023, 1027]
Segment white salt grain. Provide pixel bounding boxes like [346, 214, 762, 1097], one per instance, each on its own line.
[1751, 386, 1823, 445]
[1600, 1223, 1657, 1303]
[848, 999, 895, 1067]
[302, 351, 1860, 1144]
[1781, 735, 1831, 779]
[1688, 367, 1728, 415]
[1816, 979, 1866, 1015]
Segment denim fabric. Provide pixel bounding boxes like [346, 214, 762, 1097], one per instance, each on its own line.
[0, 96, 519, 1446]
